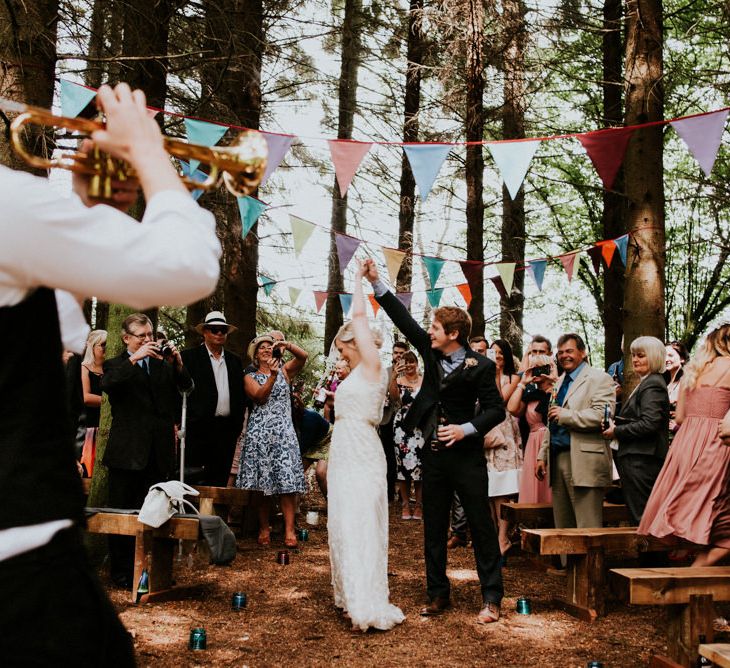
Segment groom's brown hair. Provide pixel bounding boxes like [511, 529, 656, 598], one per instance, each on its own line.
[433, 307, 472, 346]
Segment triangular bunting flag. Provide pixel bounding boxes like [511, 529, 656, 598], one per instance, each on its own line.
[422, 256, 446, 289]
[587, 246, 603, 275]
[596, 240, 616, 268]
[335, 233, 361, 274]
[382, 248, 406, 285]
[313, 291, 328, 313]
[259, 275, 276, 296]
[60, 80, 96, 118]
[495, 262, 516, 295]
[527, 259, 547, 291]
[289, 215, 315, 257]
[486, 139, 541, 200]
[559, 252, 579, 282]
[185, 118, 229, 174]
[260, 132, 295, 187]
[578, 127, 634, 190]
[396, 292, 413, 311]
[459, 260, 483, 295]
[490, 276, 508, 300]
[237, 196, 267, 238]
[426, 288, 444, 308]
[402, 144, 452, 202]
[671, 110, 729, 177]
[179, 160, 208, 201]
[368, 294, 380, 317]
[456, 283, 472, 308]
[288, 287, 301, 305]
[328, 140, 372, 197]
[613, 234, 629, 266]
[339, 293, 352, 316]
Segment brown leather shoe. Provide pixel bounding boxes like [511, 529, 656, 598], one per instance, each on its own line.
[420, 596, 451, 616]
[447, 534, 467, 549]
[476, 601, 500, 624]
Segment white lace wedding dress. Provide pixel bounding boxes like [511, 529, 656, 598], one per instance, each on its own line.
[327, 364, 405, 631]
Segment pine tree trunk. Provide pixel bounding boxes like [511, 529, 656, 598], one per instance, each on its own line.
[395, 0, 423, 294]
[201, 0, 263, 361]
[324, 0, 363, 353]
[85, 0, 109, 88]
[464, 0, 485, 336]
[622, 0, 665, 392]
[499, 0, 526, 356]
[601, 0, 626, 368]
[0, 1, 58, 171]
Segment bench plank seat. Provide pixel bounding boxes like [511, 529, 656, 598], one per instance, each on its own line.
[192, 485, 250, 517]
[699, 644, 730, 668]
[501, 502, 629, 527]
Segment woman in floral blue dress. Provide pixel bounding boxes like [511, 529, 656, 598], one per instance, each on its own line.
[236, 334, 308, 548]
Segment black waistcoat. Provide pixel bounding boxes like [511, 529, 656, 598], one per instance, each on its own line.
[0, 288, 84, 529]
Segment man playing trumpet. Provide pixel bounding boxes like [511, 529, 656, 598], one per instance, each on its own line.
[0, 83, 222, 666]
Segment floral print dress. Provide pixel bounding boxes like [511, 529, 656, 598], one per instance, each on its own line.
[392, 384, 425, 482]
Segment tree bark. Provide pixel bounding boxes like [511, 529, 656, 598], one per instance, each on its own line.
[0, 1, 58, 171]
[85, 0, 109, 88]
[464, 0, 485, 336]
[395, 0, 424, 294]
[622, 0, 665, 392]
[324, 0, 363, 353]
[499, 0, 526, 356]
[601, 0, 626, 368]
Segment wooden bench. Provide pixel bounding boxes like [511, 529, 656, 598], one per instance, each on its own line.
[699, 643, 730, 668]
[611, 567, 730, 666]
[192, 485, 250, 535]
[85, 511, 199, 604]
[521, 527, 666, 621]
[501, 502, 630, 527]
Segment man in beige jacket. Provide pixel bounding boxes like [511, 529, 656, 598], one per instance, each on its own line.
[536, 333, 615, 528]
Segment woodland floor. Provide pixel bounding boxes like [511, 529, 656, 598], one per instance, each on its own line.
[104, 485, 729, 668]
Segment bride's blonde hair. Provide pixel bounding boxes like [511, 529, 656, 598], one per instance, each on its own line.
[682, 323, 730, 390]
[334, 321, 383, 349]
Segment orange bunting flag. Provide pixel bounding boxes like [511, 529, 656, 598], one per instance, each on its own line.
[313, 291, 328, 313]
[595, 240, 616, 268]
[368, 294, 380, 317]
[456, 283, 472, 307]
[559, 252, 579, 282]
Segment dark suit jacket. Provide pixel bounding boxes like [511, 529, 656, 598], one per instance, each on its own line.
[614, 372, 669, 460]
[180, 344, 245, 433]
[101, 352, 193, 474]
[375, 290, 504, 447]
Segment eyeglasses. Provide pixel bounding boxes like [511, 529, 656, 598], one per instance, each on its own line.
[206, 326, 229, 335]
[95, 343, 106, 349]
[127, 331, 154, 341]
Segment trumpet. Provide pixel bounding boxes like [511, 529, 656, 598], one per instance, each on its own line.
[0, 97, 268, 201]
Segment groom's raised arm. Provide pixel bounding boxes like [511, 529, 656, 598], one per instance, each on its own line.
[371, 282, 431, 356]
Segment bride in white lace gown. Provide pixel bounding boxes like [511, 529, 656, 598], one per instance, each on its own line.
[328, 260, 405, 632]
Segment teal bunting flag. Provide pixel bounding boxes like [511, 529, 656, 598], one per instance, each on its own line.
[60, 80, 96, 118]
[402, 144, 451, 202]
[527, 259, 547, 292]
[426, 288, 444, 308]
[184, 118, 229, 173]
[237, 196, 267, 238]
[613, 234, 629, 266]
[179, 160, 208, 201]
[260, 275, 276, 296]
[339, 293, 352, 315]
[422, 256, 446, 289]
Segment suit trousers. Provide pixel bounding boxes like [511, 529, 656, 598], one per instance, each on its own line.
[421, 445, 503, 604]
[615, 453, 663, 526]
[378, 418, 397, 502]
[0, 527, 135, 667]
[551, 450, 604, 529]
[108, 460, 163, 582]
[187, 416, 241, 487]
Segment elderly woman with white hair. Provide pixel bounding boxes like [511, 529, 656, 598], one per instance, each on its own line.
[602, 336, 670, 525]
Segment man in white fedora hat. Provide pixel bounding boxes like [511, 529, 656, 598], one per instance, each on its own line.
[181, 311, 245, 486]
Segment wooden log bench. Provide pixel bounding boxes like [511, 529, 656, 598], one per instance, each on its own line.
[699, 643, 730, 668]
[501, 502, 630, 528]
[610, 567, 730, 667]
[192, 486, 250, 536]
[85, 511, 199, 604]
[521, 527, 666, 621]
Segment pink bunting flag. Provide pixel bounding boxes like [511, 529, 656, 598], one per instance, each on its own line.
[335, 233, 361, 273]
[368, 294, 380, 317]
[578, 127, 634, 190]
[559, 252, 579, 282]
[456, 283, 472, 308]
[313, 291, 328, 313]
[260, 132, 295, 187]
[328, 140, 372, 197]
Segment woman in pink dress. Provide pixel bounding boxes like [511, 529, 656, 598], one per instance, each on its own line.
[639, 323, 730, 566]
[508, 353, 556, 504]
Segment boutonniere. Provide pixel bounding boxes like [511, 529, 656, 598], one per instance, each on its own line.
[464, 358, 478, 369]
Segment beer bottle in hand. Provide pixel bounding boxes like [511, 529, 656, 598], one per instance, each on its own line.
[430, 404, 448, 452]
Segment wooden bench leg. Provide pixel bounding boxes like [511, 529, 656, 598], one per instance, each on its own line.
[132, 529, 177, 604]
[667, 593, 714, 667]
[558, 546, 605, 622]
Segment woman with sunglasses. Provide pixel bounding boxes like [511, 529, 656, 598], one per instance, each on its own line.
[79, 329, 107, 477]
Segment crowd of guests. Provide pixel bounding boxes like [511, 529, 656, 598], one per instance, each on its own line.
[66, 307, 730, 586]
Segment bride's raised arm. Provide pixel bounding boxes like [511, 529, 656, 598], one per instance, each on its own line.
[352, 259, 382, 383]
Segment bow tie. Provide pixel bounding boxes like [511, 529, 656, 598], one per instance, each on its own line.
[440, 353, 452, 364]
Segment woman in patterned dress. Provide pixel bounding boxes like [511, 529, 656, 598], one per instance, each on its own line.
[236, 334, 308, 548]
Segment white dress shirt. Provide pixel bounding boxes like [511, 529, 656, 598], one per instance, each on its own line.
[207, 344, 231, 417]
[0, 165, 222, 560]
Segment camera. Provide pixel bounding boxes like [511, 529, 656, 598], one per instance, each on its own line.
[530, 364, 551, 377]
[271, 346, 283, 360]
[159, 341, 174, 358]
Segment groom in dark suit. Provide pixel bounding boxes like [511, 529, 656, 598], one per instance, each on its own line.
[365, 259, 506, 623]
